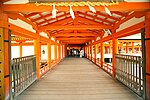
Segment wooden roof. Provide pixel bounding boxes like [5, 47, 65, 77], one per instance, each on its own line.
[2, 2, 149, 44]
[20, 10, 128, 44]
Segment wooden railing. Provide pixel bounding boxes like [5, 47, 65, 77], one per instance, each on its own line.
[115, 54, 143, 97]
[10, 55, 37, 98]
[102, 62, 112, 75]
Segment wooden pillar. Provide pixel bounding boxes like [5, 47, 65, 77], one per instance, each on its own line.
[91, 46, 92, 60]
[101, 41, 104, 67]
[145, 12, 150, 100]
[47, 42, 51, 68]
[58, 45, 60, 61]
[0, 12, 11, 99]
[34, 39, 41, 78]
[0, 28, 5, 100]
[106, 46, 109, 53]
[85, 47, 86, 57]
[94, 44, 96, 63]
[54, 44, 57, 62]
[19, 42, 22, 57]
[126, 42, 129, 53]
[132, 42, 134, 53]
[112, 38, 118, 78]
[63, 45, 65, 58]
[88, 46, 90, 58]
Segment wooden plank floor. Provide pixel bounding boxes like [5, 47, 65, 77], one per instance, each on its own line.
[16, 57, 143, 100]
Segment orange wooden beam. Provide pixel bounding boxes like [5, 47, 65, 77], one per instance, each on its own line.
[11, 41, 58, 46]
[37, 13, 70, 25]
[114, 12, 144, 29]
[7, 13, 38, 30]
[78, 16, 102, 25]
[57, 37, 94, 40]
[39, 25, 112, 31]
[53, 32, 97, 37]
[44, 17, 72, 26]
[3, 23, 59, 44]
[97, 12, 120, 21]
[114, 22, 145, 38]
[78, 12, 112, 24]
[93, 21, 144, 45]
[24, 12, 39, 18]
[2, 2, 150, 12]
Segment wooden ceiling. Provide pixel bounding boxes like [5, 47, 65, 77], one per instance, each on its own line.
[2, 2, 149, 44]
[21, 10, 128, 44]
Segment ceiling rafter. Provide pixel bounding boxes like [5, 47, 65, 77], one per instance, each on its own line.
[24, 12, 40, 18]
[78, 16, 102, 25]
[79, 12, 113, 24]
[37, 13, 70, 25]
[111, 11, 127, 17]
[96, 12, 120, 21]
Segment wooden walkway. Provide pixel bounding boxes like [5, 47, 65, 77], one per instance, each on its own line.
[16, 57, 143, 100]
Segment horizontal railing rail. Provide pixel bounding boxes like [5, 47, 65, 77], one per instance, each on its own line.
[115, 54, 143, 97]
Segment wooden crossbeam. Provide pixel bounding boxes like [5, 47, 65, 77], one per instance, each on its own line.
[53, 32, 98, 37]
[2, 2, 150, 12]
[39, 25, 112, 31]
[57, 37, 94, 40]
[7, 13, 38, 30]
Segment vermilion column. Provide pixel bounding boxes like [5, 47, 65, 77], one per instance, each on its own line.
[47, 42, 51, 68]
[132, 42, 134, 53]
[88, 46, 90, 59]
[19, 42, 22, 57]
[126, 42, 129, 53]
[34, 39, 41, 78]
[54, 44, 57, 62]
[105, 46, 109, 53]
[145, 12, 150, 100]
[0, 12, 10, 99]
[90, 45, 93, 60]
[112, 38, 118, 77]
[101, 41, 104, 67]
[58, 45, 60, 61]
[94, 44, 96, 63]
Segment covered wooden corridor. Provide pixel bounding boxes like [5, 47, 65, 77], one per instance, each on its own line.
[16, 57, 142, 100]
[0, 0, 150, 100]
